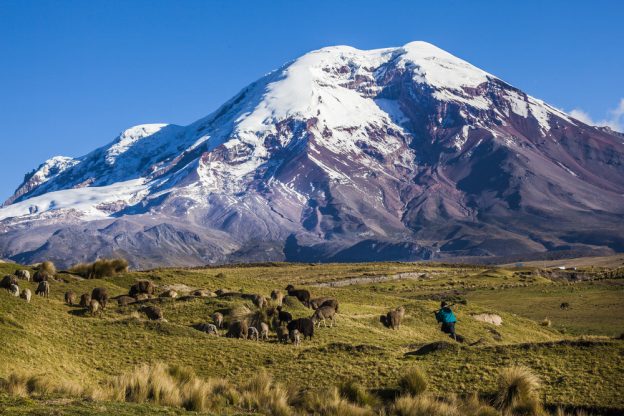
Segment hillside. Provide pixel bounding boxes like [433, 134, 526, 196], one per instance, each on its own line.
[0, 261, 622, 414]
[1, 41, 623, 268]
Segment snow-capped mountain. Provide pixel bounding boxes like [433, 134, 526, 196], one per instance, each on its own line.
[2, 41, 623, 268]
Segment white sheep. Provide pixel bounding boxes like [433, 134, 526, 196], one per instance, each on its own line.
[260, 322, 269, 340]
[248, 326, 259, 341]
[289, 329, 301, 346]
[20, 288, 32, 303]
[9, 284, 20, 297]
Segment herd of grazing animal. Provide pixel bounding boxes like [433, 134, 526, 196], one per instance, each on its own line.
[2, 267, 411, 347]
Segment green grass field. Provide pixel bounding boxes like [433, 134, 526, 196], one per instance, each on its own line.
[0, 261, 622, 414]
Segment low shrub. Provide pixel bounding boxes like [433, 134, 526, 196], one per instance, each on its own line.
[398, 367, 428, 396]
[495, 366, 542, 415]
[70, 258, 129, 278]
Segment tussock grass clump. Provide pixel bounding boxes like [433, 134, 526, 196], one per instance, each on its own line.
[38, 261, 56, 276]
[0, 372, 84, 398]
[495, 366, 542, 415]
[70, 258, 129, 279]
[239, 370, 291, 416]
[398, 367, 428, 396]
[392, 394, 460, 416]
[339, 380, 379, 408]
[299, 387, 374, 416]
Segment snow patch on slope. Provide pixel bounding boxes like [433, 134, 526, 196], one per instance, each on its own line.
[0, 179, 149, 221]
[106, 124, 169, 165]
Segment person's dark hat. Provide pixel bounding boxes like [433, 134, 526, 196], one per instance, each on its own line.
[441, 301, 447, 307]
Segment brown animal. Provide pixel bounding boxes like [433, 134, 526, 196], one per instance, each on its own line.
[33, 270, 50, 283]
[310, 297, 339, 312]
[270, 290, 284, 306]
[79, 293, 91, 307]
[141, 305, 163, 320]
[560, 302, 570, 310]
[226, 320, 249, 339]
[311, 305, 337, 327]
[381, 306, 405, 330]
[287, 318, 314, 340]
[35, 281, 50, 298]
[14, 270, 31, 281]
[89, 299, 101, 316]
[65, 291, 77, 306]
[129, 280, 155, 297]
[212, 312, 224, 329]
[91, 287, 109, 309]
[309, 297, 332, 310]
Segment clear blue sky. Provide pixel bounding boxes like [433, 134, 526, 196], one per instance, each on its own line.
[1, 0, 622, 202]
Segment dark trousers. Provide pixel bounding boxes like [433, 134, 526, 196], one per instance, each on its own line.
[441, 322, 456, 340]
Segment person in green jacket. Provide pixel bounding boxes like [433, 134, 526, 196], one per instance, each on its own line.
[435, 301, 457, 341]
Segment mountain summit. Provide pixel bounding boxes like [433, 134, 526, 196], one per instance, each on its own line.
[2, 41, 623, 268]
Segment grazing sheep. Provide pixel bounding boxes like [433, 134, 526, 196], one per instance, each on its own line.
[381, 306, 405, 330]
[309, 297, 333, 310]
[289, 329, 301, 346]
[287, 318, 314, 340]
[320, 298, 339, 313]
[1, 275, 18, 289]
[560, 302, 570, 310]
[248, 326, 260, 341]
[276, 306, 293, 325]
[159, 289, 178, 299]
[89, 299, 101, 316]
[65, 291, 77, 306]
[91, 287, 109, 309]
[276, 326, 289, 343]
[311, 305, 337, 328]
[35, 281, 50, 298]
[141, 305, 163, 320]
[9, 284, 20, 297]
[20, 288, 31, 303]
[79, 293, 91, 307]
[197, 322, 219, 336]
[129, 280, 156, 297]
[260, 322, 269, 340]
[116, 296, 135, 307]
[14, 270, 31, 282]
[285, 284, 311, 307]
[212, 312, 224, 329]
[251, 294, 267, 309]
[226, 320, 249, 339]
[270, 290, 284, 306]
[33, 270, 50, 283]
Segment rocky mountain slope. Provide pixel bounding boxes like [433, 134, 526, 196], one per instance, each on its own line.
[1, 41, 623, 268]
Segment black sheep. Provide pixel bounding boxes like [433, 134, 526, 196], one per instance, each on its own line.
[287, 318, 314, 340]
[276, 306, 293, 325]
[285, 284, 311, 307]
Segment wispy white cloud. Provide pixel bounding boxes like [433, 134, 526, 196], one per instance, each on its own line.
[569, 99, 624, 132]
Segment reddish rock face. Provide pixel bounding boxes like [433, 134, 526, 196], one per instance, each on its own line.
[1, 42, 623, 268]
